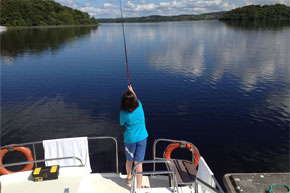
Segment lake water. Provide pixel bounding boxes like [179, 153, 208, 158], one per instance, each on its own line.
[1, 21, 289, 185]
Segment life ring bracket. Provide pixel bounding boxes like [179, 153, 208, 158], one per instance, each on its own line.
[7, 145, 14, 152]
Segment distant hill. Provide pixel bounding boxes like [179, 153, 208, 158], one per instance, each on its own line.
[97, 12, 226, 23]
[219, 4, 290, 21]
[0, 0, 98, 26]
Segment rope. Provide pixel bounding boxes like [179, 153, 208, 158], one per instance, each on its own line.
[119, 0, 130, 85]
[265, 184, 290, 193]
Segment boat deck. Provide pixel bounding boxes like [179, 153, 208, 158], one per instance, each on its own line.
[0, 137, 222, 193]
[0, 166, 175, 193]
[80, 173, 150, 193]
[1, 167, 86, 193]
[0, 166, 217, 193]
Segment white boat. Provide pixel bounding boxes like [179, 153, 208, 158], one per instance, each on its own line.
[0, 136, 224, 193]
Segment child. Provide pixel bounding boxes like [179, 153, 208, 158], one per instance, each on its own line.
[120, 84, 148, 189]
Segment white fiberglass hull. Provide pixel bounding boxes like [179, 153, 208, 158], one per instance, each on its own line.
[0, 166, 217, 193]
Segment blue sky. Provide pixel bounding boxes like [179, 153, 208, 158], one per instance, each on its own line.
[55, 0, 290, 18]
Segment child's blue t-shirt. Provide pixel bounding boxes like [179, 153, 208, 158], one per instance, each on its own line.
[120, 100, 148, 144]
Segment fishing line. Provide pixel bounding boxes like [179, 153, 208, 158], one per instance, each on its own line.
[119, 0, 130, 85]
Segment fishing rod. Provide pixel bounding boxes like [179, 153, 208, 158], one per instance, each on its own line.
[119, 0, 130, 85]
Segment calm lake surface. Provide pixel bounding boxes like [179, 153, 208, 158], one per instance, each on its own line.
[1, 21, 289, 184]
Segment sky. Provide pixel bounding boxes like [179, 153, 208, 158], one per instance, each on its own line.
[55, 0, 290, 18]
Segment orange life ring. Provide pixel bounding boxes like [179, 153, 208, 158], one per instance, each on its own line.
[0, 145, 34, 175]
[163, 142, 200, 168]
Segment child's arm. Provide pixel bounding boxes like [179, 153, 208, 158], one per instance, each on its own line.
[128, 84, 137, 99]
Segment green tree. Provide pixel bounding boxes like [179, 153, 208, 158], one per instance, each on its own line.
[0, 0, 98, 26]
[219, 4, 290, 21]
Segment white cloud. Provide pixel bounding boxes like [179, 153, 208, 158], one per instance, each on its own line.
[138, 0, 148, 3]
[58, 0, 74, 4]
[80, 6, 118, 17]
[104, 3, 116, 8]
[135, 3, 157, 11]
[160, 2, 170, 7]
[55, 0, 290, 18]
[242, 0, 290, 6]
[126, 1, 137, 9]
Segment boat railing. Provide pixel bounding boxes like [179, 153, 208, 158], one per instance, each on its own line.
[152, 138, 225, 193]
[130, 159, 180, 193]
[0, 156, 84, 168]
[195, 177, 224, 193]
[0, 136, 119, 174]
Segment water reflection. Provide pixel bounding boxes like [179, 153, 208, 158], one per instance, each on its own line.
[2, 96, 122, 142]
[143, 21, 289, 92]
[213, 26, 289, 91]
[223, 20, 290, 30]
[0, 26, 98, 60]
[1, 21, 289, 179]
[149, 40, 205, 79]
[1, 96, 124, 172]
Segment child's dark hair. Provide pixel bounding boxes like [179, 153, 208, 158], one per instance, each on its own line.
[120, 90, 139, 112]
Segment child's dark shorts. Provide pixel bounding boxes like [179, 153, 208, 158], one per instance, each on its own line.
[125, 138, 147, 162]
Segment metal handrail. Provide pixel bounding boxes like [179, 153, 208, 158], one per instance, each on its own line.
[130, 159, 180, 193]
[152, 139, 224, 192]
[88, 136, 119, 174]
[195, 177, 225, 193]
[0, 157, 84, 168]
[153, 138, 200, 172]
[0, 136, 119, 174]
[211, 175, 225, 193]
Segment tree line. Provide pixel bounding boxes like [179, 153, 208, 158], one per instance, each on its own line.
[219, 4, 290, 21]
[0, 0, 98, 26]
[97, 12, 226, 23]
[1, 1, 288, 26]
[98, 4, 289, 23]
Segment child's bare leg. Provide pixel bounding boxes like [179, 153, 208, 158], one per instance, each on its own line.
[135, 161, 143, 189]
[126, 160, 134, 181]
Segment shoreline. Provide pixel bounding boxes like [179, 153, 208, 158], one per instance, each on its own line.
[2, 24, 99, 29]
